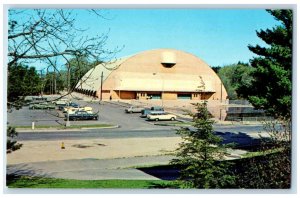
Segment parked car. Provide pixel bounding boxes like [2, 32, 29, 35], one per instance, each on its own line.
[150, 106, 164, 111]
[53, 98, 70, 105]
[64, 107, 81, 115]
[63, 106, 92, 113]
[140, 106, 165, 118]
[58, 104, 68, 111]
[125, 106, 144, 113]
[69, 102, 80, 108]
[141, 108, 151, 118]
[29, 102, 56, 110]
[147, 112, 177, 121]
[66, 110, 99, 121]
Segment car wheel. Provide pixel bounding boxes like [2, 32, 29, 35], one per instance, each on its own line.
[171, 117, 175, 121]
[155, 118, 159, 121]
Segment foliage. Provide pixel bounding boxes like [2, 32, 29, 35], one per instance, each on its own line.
[66, 56, 101, 91]
[7, 127, 23, 153]
[8, 64, 42, 103]
[8, 9, 121, 102]
[171, 103, 235, 188]
[211, 66, 221, 73]
[233, 118, 291, 189]
[43, 71, 64, 94]
[237, 9, 292, 119]
[216, 62, 253, 100]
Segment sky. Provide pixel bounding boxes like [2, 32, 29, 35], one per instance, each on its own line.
[8, 8, 281, 69]
[73, 9, 280, 66]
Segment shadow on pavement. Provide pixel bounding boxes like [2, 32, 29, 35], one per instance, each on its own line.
[137, 165, 179, 181]
[6, 163, 51, 187]
[214, 131, 270, 151]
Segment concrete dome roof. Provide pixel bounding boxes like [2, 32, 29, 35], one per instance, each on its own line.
[77, 48, 227, 98]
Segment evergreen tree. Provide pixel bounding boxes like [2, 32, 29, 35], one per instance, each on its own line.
[171, 103, 235, 188]
[7, 127, 22, 153]
[237, 9, 292, 119]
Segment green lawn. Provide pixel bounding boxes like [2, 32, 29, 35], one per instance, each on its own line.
[7, 176, 178, 189]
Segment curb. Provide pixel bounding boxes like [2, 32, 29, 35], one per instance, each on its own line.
[81, 125, 120, 130]
[15, 125, 120, 133]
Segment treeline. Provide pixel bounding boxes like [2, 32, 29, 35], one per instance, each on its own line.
[7, 56, 100, 103]
[212, 62, 253, 100]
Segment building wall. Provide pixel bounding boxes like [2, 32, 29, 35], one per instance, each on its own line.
[137, 92, 148, 100]
[191, 93, 200, 100]
[162, 92, 177, 100]
[120, 91, 136, 99]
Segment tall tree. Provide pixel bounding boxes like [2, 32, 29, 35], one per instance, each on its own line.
[8, 64, 42, 103]
[7, 127, 22, 153]
[8, 9, 121, 102]
[171, 103, 235, 188]
[217, 62, 253, 100]
[237, 9, 293, 119]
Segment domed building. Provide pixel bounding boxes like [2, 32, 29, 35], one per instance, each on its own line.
[75, 49, 227, 101]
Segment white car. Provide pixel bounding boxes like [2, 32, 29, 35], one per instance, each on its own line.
[64, 106, 93, 114]
[125, 106, 144, 113]
[147, 112, 177, 121]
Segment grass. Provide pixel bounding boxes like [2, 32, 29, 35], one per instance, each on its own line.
[11, 124, 115, 130]
[7, 176, 178, 189]
[241, 147, 284, 158]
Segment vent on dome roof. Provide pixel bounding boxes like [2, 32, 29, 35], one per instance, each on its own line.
[161, 51, 176, 68]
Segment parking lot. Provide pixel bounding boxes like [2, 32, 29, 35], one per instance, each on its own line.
[7, 96, 180, 131]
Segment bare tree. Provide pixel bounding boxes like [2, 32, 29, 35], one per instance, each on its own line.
[8, 9, 121, 101]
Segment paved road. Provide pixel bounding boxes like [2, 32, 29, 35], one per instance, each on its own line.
[16, 128, 178, 141]
[7, 97, 267, 181]
[16, 124, 264, 141]
[7, 156, 176, 180]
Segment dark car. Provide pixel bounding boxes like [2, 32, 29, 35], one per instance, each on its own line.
[141, 108, 165, 118]
[29, 102, 55, 110]
[66, 110, 99, 121]
[140, 108, 151, 118]
[58, 103, 68, 111]
[150, 106, 164, 111]
[69, 102, 80, 108]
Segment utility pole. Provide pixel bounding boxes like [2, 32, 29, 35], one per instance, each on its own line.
[220, 82, 223, 103]
[40, 70, 43, 96]
[100, 71, 103, 102]
[54, 69, 56, 94]
[65, 65, 71, 127]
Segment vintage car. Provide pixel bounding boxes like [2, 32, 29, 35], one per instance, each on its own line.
[140, 106, 165, 118]
[146, 112, 176, 121]
[66, 110, 99, 121]
[125, 106, 144, 113]
[29, 102, 56, 110]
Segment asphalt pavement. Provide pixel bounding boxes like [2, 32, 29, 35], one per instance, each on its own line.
[7, 156, 175, 180]
[6, 95, 267, 182]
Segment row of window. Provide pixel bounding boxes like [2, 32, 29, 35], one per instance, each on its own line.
[137, 93, 201, 98]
